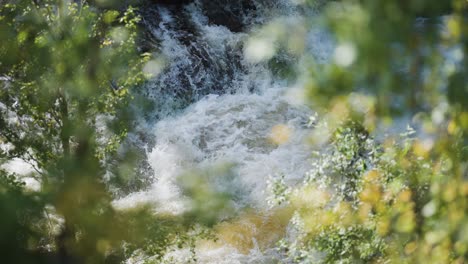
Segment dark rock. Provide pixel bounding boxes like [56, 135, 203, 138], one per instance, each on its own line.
[149, 0, 193, 7]
[140, 0, 256, 32]
[200, 0, 256, 32]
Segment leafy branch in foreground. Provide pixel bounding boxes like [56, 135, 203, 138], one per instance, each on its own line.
[258, 1, 467, 262]
[271, 120, 467, 263]
[0, 1, 194, 262]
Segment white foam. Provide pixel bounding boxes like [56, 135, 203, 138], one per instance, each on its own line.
[117, 0, 334, 262]
[115, 87, 313, 213]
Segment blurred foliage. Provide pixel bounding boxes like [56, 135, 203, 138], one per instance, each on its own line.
[0, 171, 47, 263]
[178, 164, 237, 227]
[274, 121, 468, 263]
[0, 1, 195, 263]
[304, 0, 467, 118]
[263, 0, 468, 263]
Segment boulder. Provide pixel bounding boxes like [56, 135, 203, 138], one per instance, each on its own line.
[200, 0, 256, 32]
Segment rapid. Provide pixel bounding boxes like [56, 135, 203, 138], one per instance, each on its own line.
[114, 0, 333, 262]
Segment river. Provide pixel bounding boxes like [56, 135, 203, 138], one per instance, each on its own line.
[114, 0, 332, 262]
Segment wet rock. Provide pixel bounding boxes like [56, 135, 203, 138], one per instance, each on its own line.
[149, 0, 192, 7]
[200, 0, 256, 32]
[142, 0, 256, 32]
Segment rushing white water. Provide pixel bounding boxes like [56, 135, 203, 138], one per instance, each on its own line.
[115, 88, 314, 210]
[115, 0, 334, 262]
